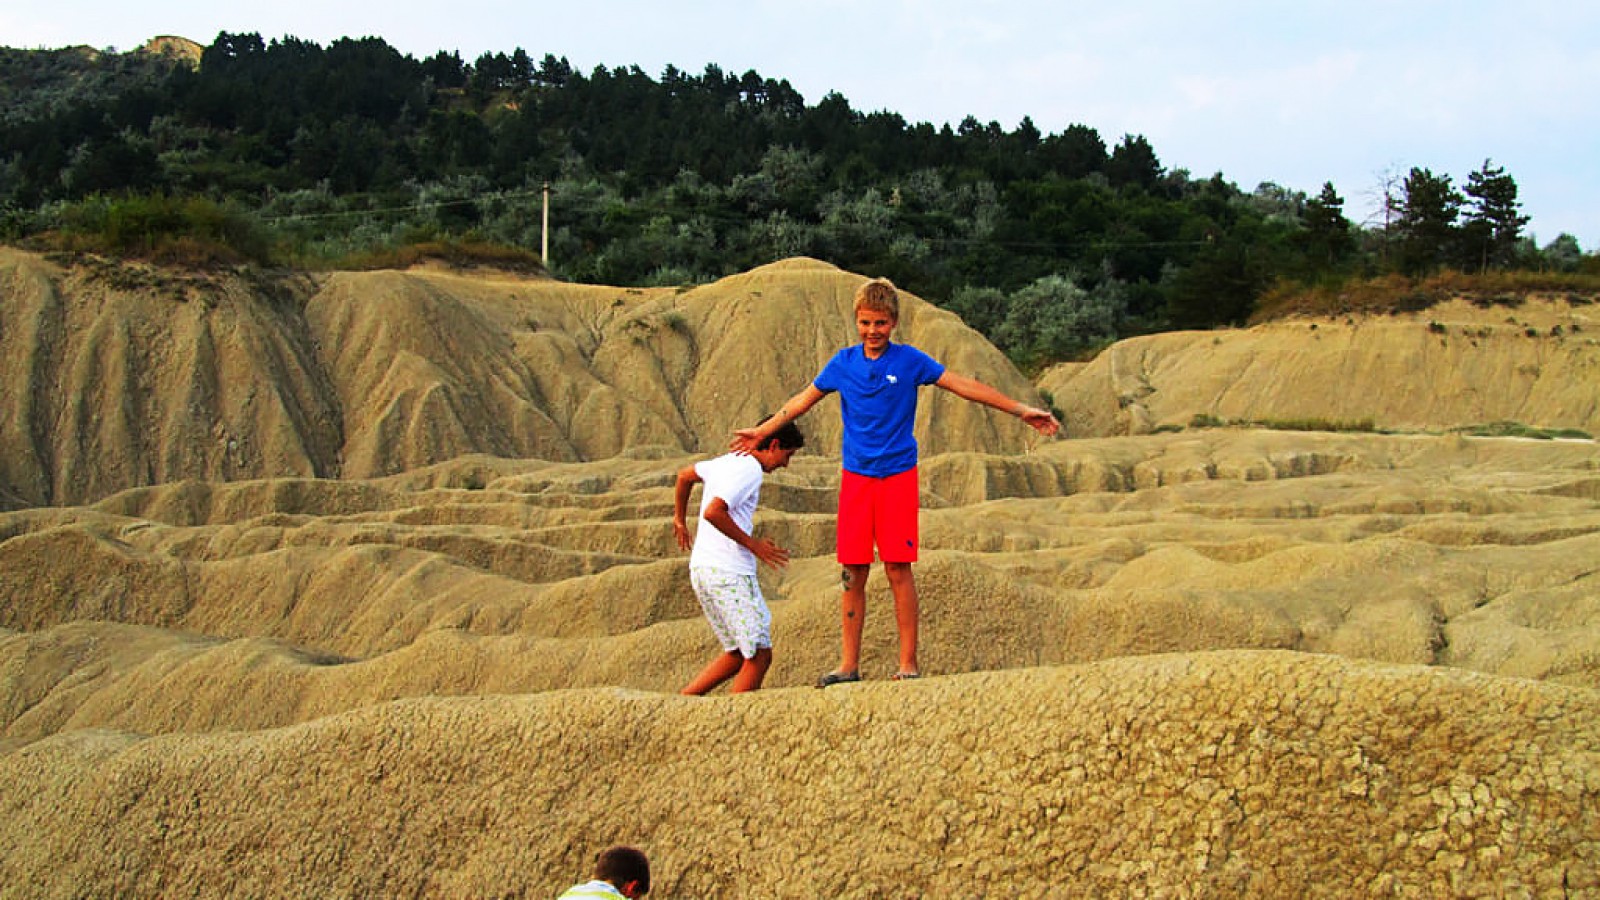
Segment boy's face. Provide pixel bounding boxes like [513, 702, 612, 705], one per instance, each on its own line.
[755, 445, 797, 472]
[855, 306, 897, 355]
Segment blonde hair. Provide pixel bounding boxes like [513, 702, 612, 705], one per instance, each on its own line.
[853, 278, 899, 319]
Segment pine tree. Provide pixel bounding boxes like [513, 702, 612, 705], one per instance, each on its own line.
[1462, 159, 1529, 272]
[1300, 182, 1354, 269]
[1395, 167, 1462, 275]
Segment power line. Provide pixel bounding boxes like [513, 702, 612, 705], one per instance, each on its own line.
[924, 235, 1213, 251]
[254, 188, 1215, 254]
[257, 187, 546, 224]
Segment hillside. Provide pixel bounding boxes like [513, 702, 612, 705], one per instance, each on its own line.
[1041, 296, 1600, 438]
[11, 31, 1586, 357]
[1, 251, 1598, 897]
[0, 251, 1037, 509]
[137, 35, 203, 67]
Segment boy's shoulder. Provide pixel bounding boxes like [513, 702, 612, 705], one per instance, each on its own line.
[889, 341, 933, 357]
[699, 452, 762, 476]
[887, 341, 942, 370]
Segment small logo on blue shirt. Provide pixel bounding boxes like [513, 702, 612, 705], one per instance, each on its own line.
[886, 374, 898, 384]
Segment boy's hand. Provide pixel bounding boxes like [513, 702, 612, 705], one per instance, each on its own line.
[1019, 405, 1061, 436]
[729, 427, 764, 455]
[672, 517, 691, 551]
[751, 538, 790, 569]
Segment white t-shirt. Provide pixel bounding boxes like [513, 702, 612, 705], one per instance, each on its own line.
[557, 880, 627, 899]
[689, 453, 764, 575]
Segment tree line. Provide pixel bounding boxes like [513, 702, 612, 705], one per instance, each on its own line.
[1, 34, 1594, 368]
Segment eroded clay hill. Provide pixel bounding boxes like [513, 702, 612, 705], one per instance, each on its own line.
[0, 250, 1036, 509]
[1041, 295, 1600, 437]
[1, 250, 1598, 897]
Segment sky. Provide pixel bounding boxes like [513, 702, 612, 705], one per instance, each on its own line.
[7, 0, 1598, 250]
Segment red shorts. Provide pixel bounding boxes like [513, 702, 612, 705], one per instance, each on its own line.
[837, 467, 919, 565]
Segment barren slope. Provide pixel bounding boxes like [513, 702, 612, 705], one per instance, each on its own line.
[2, 251, 1598, 897]
[1041, 296, 1600, 437]
[0, 251, 1038, 508]
[4, 652, 1594, 898]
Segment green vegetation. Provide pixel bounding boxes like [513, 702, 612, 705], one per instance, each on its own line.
[3, 36, 1597, 368]
[1188, 414, 1380, 434]
[31, 193, 270, 266]
[1256, 418, 1379, 434]
[1253, 270, 1600, 322]
[1186, 414, 1593, 442]
[1453, 422, 1594, 441]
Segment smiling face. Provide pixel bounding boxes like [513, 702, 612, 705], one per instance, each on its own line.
[855, 306, 897, 358]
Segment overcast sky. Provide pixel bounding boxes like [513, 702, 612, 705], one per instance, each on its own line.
[7, 0, 1597, 249]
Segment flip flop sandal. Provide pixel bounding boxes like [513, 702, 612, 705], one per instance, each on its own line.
[891, 671, 922, 681]
[816, 670, 861, 688]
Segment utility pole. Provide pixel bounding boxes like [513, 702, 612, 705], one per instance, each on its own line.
[541, 181, 550, 268]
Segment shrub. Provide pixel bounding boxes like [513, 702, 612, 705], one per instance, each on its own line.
[1455, 421, 1593, 440]
[1257, 417, 1377, 434]
[1251, 270, 1600, 323]
[34, 193, 270, 266]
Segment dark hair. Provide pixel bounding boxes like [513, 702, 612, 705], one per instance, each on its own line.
[595, 845, 650, 894]
[762, 417, 805, 451]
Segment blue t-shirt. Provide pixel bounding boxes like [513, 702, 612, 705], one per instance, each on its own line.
[814, 342, 945, 478]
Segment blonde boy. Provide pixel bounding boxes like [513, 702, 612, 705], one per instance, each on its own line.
[732, 278, 1059, 684]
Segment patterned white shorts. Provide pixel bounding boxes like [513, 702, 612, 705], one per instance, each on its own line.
[689, 566, 772, 658]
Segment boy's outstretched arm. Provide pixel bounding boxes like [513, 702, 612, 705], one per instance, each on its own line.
[936, 370, 1062, 436]
[730, 384, 827, 453]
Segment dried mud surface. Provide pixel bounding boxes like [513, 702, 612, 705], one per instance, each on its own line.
[2, 250, 1598, 897]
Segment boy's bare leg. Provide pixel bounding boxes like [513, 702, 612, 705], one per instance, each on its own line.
[837, 563, 870, 674]
[681, 651, 743, 695]
[730, 648, 773, 693]
[883, 561, 919, 675]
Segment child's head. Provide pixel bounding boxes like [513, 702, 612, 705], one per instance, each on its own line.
[763, 419, 806, 452]
[594, 845, 650, 897]
[853, 278, 899, 321]
[753, 419, 805, 472]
